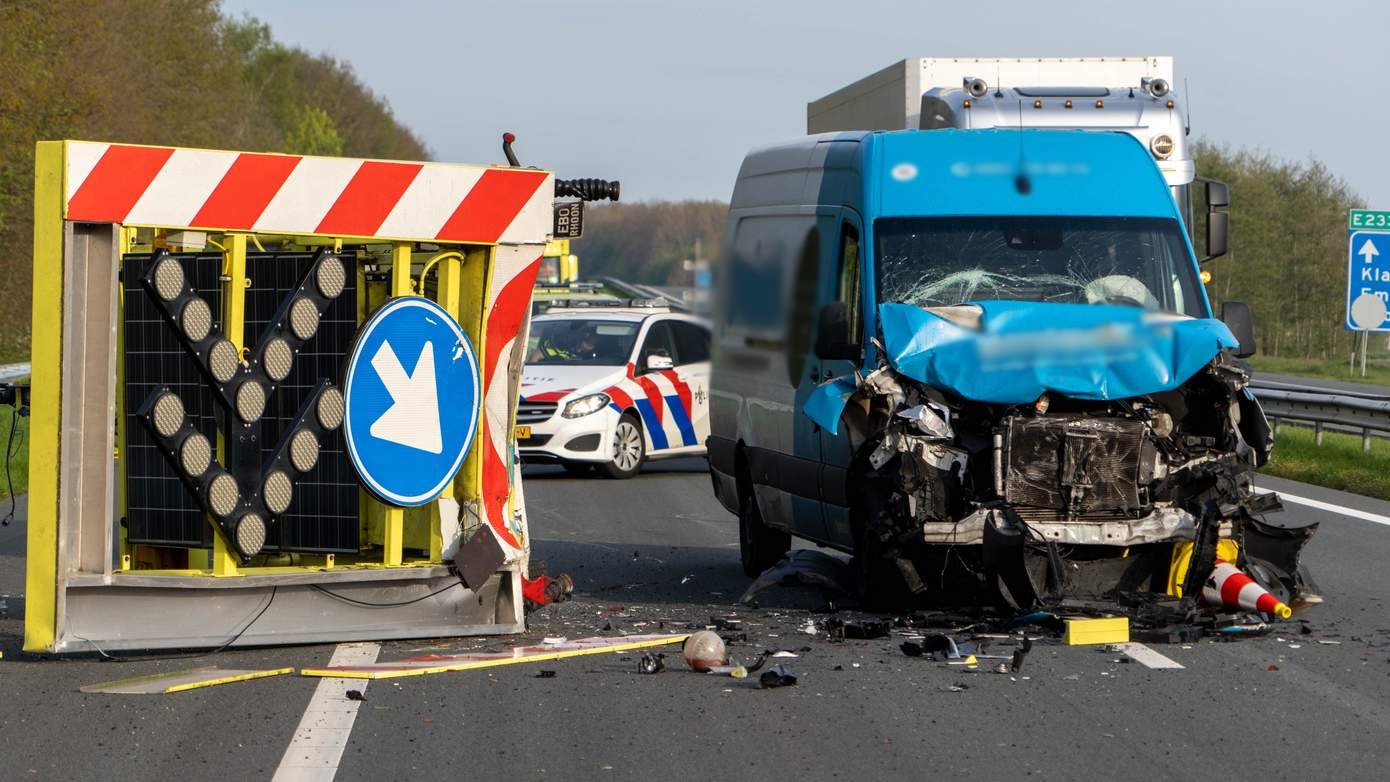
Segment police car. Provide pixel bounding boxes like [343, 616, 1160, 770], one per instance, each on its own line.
[518, 300, 711, 477]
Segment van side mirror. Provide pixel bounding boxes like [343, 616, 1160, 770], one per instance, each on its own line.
[814, 302, 861, 361]
[1220, 300, 1256, 358]
[1202, 179, 1230, 262]
[645, 353, 674, 372]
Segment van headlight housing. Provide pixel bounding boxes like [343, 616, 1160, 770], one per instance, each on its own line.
[562, 393, 611, 419]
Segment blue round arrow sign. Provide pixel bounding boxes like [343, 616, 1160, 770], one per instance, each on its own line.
[343, 296, 480, 506]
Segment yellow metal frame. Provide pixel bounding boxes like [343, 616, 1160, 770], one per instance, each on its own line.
[24, 142, 65, 651]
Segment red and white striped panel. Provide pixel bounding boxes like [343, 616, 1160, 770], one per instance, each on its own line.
[476, 244, 544, 560]
[62, 141, 553, 246]
[602, 364, 696, 451]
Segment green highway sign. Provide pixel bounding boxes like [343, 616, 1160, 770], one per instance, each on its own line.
[1350, 210, 1390, 229]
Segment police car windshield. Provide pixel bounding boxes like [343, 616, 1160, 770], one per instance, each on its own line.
[875, 216, 1204, 317]
[527, 319, 639, 366]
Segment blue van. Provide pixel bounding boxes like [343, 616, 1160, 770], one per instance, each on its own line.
[707, 128, 1294, 607]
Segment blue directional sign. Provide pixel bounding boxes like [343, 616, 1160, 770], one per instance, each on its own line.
[343, 296, 480, 506]
[1347, 231, 1390, 332]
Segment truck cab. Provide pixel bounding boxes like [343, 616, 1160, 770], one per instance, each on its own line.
[708, 127, 1277, 608]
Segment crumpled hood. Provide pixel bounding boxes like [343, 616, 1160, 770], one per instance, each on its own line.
[520, 364, 626, 403]
[806, 300, 1237, 433]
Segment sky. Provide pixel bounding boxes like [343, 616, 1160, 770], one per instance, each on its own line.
[224, 0, 1388, 207]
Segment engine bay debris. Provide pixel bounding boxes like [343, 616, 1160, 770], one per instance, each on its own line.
[798, 301, 1319, 624]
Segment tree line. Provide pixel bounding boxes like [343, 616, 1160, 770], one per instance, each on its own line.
[0, 0, 428, 362]
[577, 142, 1366, 362]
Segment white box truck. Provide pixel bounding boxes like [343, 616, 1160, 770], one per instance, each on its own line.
[809, 57, 1199, 229]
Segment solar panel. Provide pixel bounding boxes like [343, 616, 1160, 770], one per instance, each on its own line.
[122, 251, 360, 554]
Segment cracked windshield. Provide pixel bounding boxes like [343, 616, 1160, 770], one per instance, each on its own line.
[875, 215, 1204, 316]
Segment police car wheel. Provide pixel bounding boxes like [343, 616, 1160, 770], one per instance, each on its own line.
[600, 413, 644, 479]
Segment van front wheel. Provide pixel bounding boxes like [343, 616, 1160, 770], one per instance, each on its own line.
[739, 488, 790, 577]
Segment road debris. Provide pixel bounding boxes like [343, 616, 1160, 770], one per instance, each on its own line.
[827, 618, 890, 640]
[758, 665, 798, 688]
[708, 665, 749, 678]
[739, 550, 857, 606]
[637, 653, 666, 674]
[535, 670, 557, 678]
[301, 634, 688, 680]
[80, 666, 295, 695]
[346, 690, 366, 701]
[682, 630, 727, 672]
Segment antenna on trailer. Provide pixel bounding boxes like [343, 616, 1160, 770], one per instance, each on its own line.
[1014, 101, 1031, 195]
[1183, 78, 1192, 136]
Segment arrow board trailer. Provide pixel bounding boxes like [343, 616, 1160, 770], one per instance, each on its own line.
[1347, 228, 1390, 331]
[24, 140, 555, 653]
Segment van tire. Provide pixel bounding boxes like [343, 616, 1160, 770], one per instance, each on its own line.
[739, 485, 790, 577]
[599, 413, 645, 479]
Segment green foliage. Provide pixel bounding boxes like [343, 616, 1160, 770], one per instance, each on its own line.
[1262, 424, 1390, 501]
[1194, 140, 1364, 360]
[573, 201, 729, 285]
[285, 106, 345, 156]
[0, 0, 428, 362]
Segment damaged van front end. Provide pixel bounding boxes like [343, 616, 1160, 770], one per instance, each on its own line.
[806, 299, 1317, 614]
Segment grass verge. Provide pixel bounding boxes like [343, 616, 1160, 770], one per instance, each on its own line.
[1260, 423, 1390, 501]
[1247, 354, 1390, 388]
[0, 406, 27, 499]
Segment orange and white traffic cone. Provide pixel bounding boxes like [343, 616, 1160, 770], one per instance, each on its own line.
[1202, 560, 1292, 619]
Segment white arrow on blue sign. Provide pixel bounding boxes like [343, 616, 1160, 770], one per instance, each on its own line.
[343, 296, 481, 506]
[1347, 230, 1390, 332]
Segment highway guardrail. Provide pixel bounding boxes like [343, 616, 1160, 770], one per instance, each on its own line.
[1249, 379, 1390, 451]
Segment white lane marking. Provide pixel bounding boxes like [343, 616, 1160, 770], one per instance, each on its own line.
[1254, 487, 1390, 528]
[1117, 642, 1184, 669]
[273, 642, 380, 782]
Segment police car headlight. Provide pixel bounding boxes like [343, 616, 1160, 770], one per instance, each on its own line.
[562, 393, 610, 419]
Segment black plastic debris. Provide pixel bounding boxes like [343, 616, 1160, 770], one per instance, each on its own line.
[759, 665, 798, 689]
[744, 651, 774, 673]
[901, 633, 960, 661]
[535, 670, 557, 679]
[827, 618, 891, 640]
[739, 550, 857, 605]
[1011, 637, 1032, 673]
[637, 653, 666, 674]
[346, 690, 365, 701]
[711, 615, 743, 632]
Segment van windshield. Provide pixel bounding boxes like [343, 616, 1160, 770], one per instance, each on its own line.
[875, 216, 1204, 317]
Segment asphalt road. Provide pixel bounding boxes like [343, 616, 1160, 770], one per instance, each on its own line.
[3, 463, 1390, 780]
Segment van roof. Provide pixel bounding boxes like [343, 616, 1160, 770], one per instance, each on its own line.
[731, 128, 1177, 221]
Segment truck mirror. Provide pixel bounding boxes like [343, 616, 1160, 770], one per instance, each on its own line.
[1206, 180, 1230, 209]
[1205, 210, 1229, 262]
[814, 302, 861, 362]
[1220, 300, 1256, 358]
